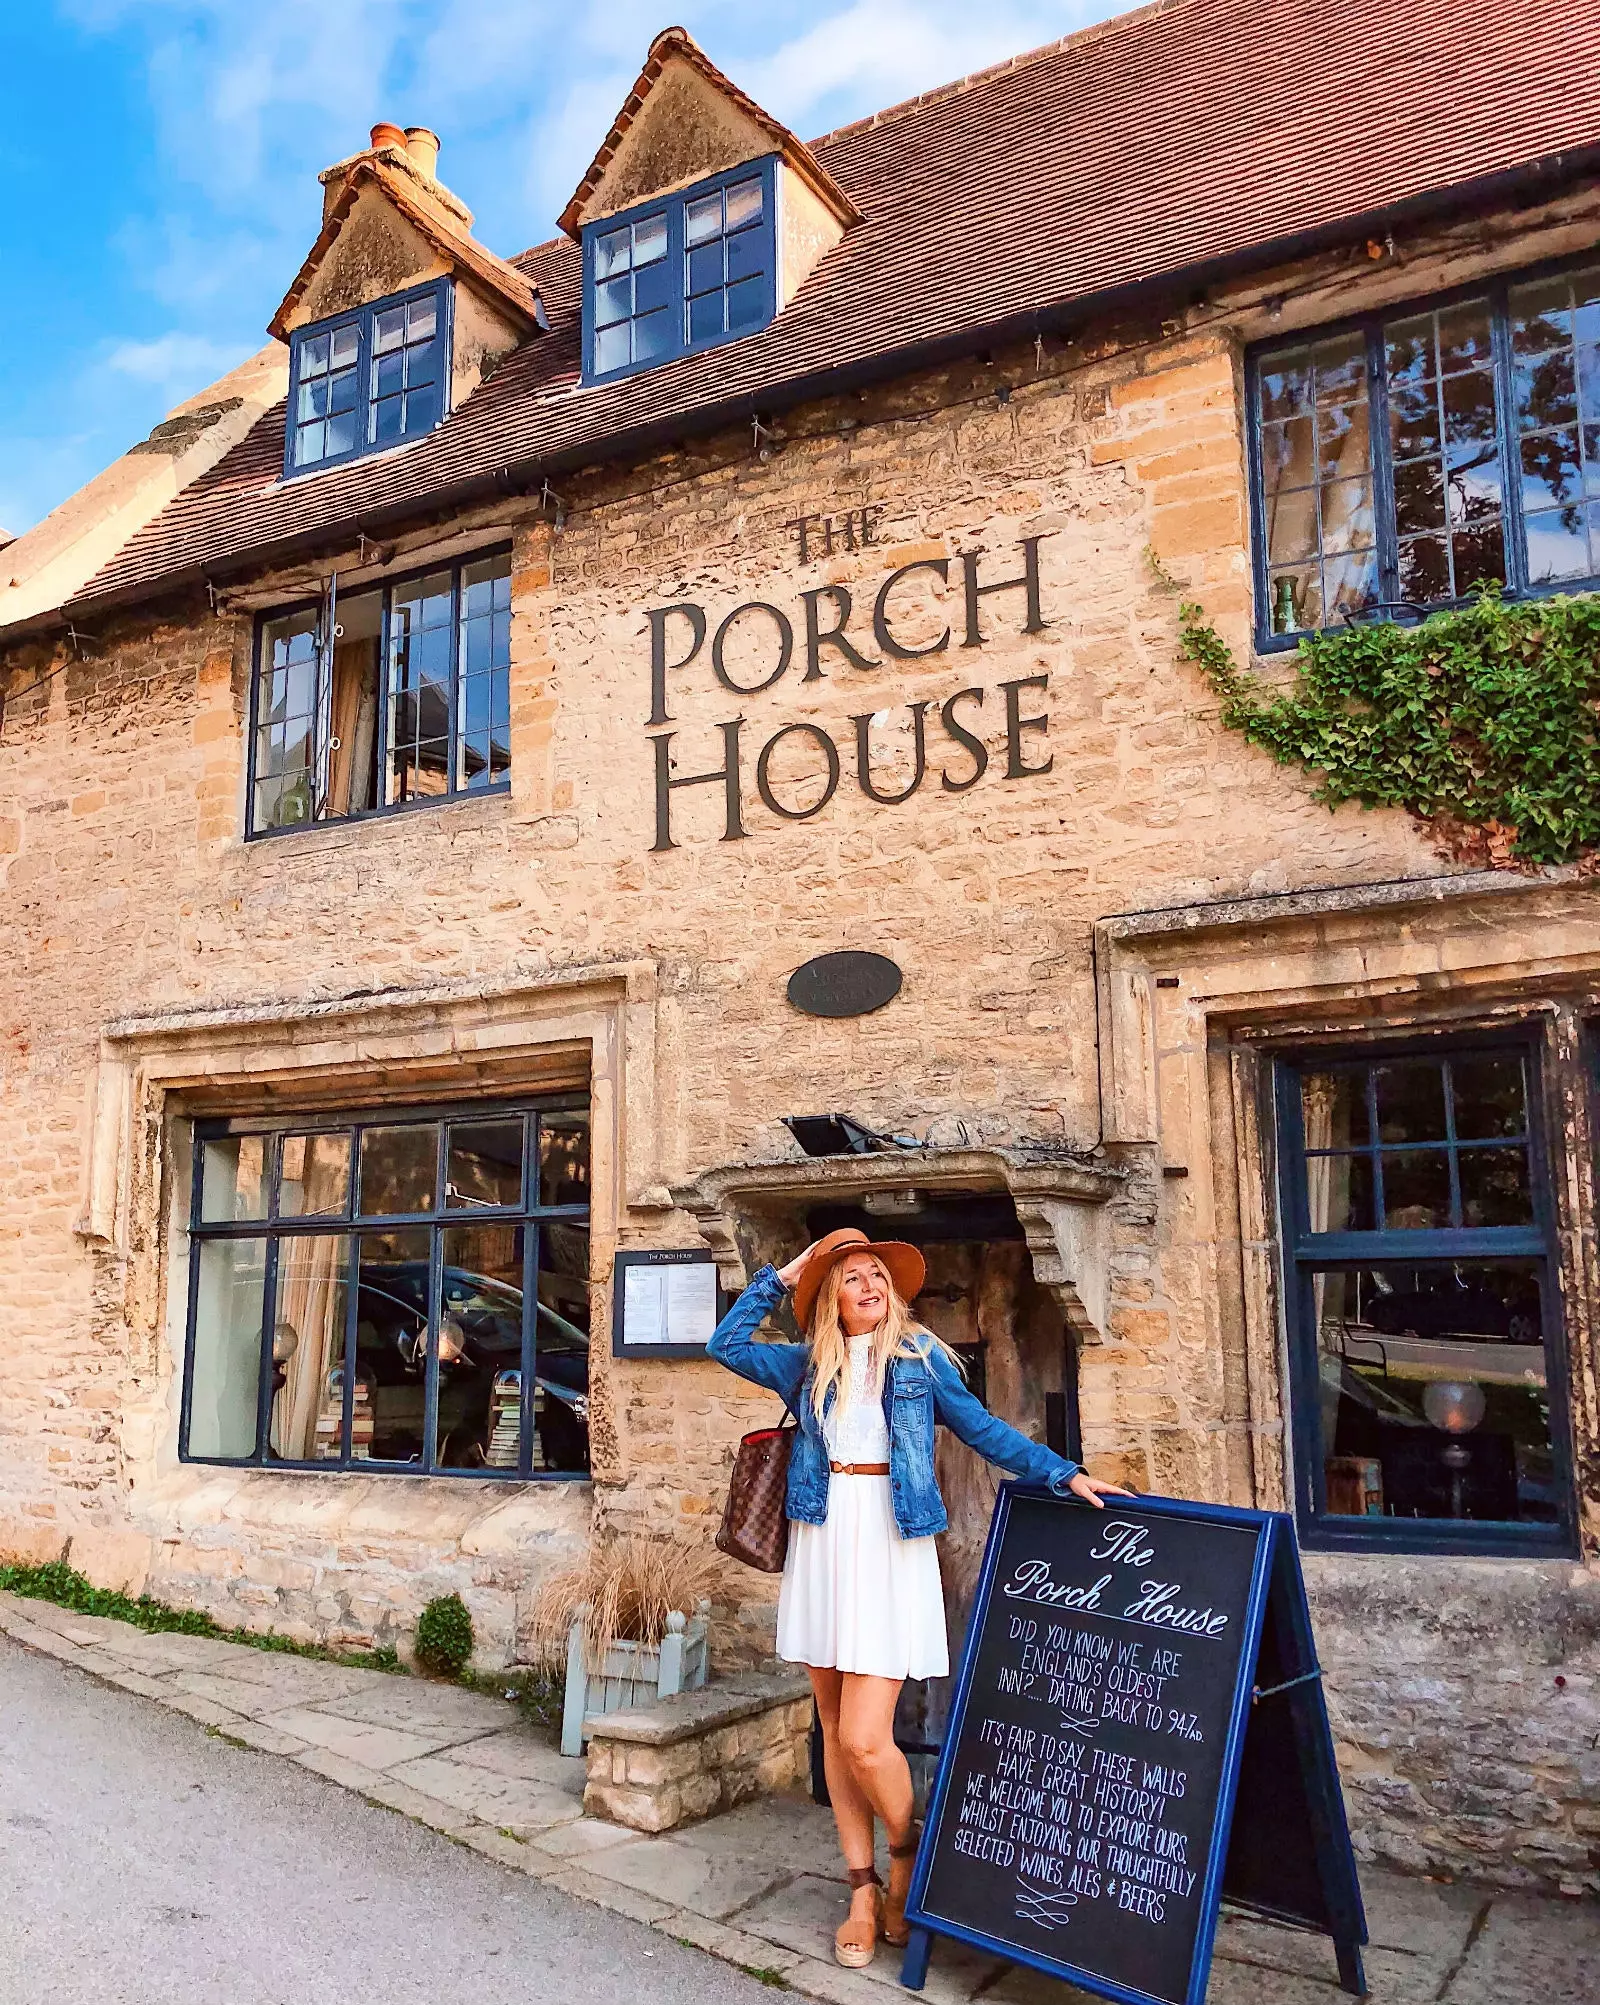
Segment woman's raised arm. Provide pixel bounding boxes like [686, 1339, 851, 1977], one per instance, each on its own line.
[925, 1347, 1134, 1508]
[705, 1264, 809, 1403]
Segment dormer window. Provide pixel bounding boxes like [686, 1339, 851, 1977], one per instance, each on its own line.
[286, 278, 450, 474]
[582, 160, 776, 385]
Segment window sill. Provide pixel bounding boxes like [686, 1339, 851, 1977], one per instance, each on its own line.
[244, 781, 512, 846]
[1255, 579, 1600, 655]
[277, 420, 447, 486]
[180, 1457, 591, 1484]
[133, 1463, 592, 1556]
[1296, 1515, 1576, 1560]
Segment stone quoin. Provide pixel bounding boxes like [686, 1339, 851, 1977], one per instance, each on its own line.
[2, 2, 1600, 1897]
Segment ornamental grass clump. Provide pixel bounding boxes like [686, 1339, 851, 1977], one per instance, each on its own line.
[415, 1592, 475, 1678]
[1178, 588, 1600, 868]
[526, 1534, 719, 1672]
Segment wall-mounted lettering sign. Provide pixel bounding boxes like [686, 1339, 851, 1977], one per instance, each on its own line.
[900, 1488, 1367, 2005]
[785, 505, 886, 564]
[644, 534, 1055, 852]
[612, 1250, 722, 1360]
[787, 950, 903, 1018]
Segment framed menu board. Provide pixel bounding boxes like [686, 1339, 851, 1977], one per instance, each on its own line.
[611, 1249, 722, 1360]
[900, 1488, 1366, 2005]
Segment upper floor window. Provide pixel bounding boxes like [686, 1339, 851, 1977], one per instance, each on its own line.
[286, 279, 449, 474]
[1248, 257, 1600, 648]
[1275, 1037, 1576, 1555]
[250, 547, 509, 837]
[582, 160, 776, 385]
[183, 1099, 591, 1479]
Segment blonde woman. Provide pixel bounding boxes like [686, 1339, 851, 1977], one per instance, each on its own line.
[708, 1228, 1130, 1969]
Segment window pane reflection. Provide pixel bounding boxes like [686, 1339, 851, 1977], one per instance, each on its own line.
[1311, 1263, 1555, 1525]
[269, 1235, 350, 1461]
[539, 1110, 591, 1207]
[201, 1135, 268, 1221]
[356, 1230, 432, 1463]
[447, 1119, 523, 1209]
[436, 1225, 527, 1468]
[189, 1240, 267, 1458]
[537, 1222, 591, 1472]
[1299, 1050, 1531, 1236]
[359, 1124, 438, 1215]
[278, 1132, 351, 1218]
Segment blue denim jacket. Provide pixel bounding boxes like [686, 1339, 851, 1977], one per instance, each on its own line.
[707, 1264, 1081, 1538]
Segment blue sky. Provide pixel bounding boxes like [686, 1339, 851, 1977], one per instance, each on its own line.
[0, 0, 1121, 539]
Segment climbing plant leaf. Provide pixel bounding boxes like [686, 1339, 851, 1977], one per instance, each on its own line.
[1177, 590, 1600, 867]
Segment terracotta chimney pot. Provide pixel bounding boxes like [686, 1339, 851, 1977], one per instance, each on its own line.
[369, 121, 406, 152]
[404, 127, 440, 180]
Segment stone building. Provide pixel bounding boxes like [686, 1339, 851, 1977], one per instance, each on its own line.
[3, 0, 1599, 1893]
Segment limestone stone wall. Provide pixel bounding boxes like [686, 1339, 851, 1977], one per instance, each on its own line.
[2, 185, 1599, 1886]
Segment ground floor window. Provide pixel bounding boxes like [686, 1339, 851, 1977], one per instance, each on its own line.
[1275, 1036, 1576, 1553]
[182, 1099, 591, 1478]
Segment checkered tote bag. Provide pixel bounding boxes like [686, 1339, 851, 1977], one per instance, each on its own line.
[715, 1394, 799, 1574]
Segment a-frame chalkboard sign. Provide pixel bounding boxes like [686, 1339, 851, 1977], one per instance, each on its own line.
[900, 1488, 1367, 2005]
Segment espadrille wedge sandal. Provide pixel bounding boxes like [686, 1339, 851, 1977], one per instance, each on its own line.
[835, 1867, 884, 1968]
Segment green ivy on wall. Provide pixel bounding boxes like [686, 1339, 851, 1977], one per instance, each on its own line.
[1178, 589, 1600, 867]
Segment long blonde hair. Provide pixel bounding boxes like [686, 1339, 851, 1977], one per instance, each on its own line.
[806, 1251, 964, 1423]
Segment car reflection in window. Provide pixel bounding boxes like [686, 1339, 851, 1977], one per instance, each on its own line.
[355, 1263, 589, 1471]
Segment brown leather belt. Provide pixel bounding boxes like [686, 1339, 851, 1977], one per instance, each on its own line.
[829, 1461, 890, 1475]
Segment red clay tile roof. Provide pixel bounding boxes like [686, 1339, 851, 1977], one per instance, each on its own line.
[268, 153, 544, 342]
[556, 25, 860, 240]
[57, 0, 1600, 627]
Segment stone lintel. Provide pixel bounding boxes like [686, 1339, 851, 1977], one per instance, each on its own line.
[583, 1666, 811, 1747]
[671, 1145, 1124, 1340]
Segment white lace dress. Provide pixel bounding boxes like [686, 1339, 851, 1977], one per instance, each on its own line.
[775, 1334, 949, 1680]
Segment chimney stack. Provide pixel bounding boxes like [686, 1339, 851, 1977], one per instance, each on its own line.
[404, 127, 441, 181]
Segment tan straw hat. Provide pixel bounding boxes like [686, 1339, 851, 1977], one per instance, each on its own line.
[791, 1227, 927, 1331]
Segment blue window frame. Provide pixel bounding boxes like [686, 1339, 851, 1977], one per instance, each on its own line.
[248, 545, 510, 838]
[1247, 254, 1600, 649]
[1274, 1034, 1577, 1556]
[285, 279, 450, 476]
[181, 1099, 592, 1479]
[581, 158, 777, 385]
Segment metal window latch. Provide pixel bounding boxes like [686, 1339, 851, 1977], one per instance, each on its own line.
[539, 480, 568, 531]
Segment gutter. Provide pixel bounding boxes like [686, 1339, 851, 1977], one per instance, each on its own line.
[12, 143, 1600, 647]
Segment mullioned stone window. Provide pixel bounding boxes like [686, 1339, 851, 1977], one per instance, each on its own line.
[1274, 1035, 1578, 1555]
[249, 545, 510, 835]
[182, 1099, 591, 1479]
[1248, 254, 1600, 646]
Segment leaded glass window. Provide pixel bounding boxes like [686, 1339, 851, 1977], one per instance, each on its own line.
[184, 1101, 591, 1478]
[286, 280, 449, 474]
[1250, 259, 1600, 646]
[250, 547, 509, 836]
[583, 159, 778, 384]
[1276, 1039, 1576, 1554]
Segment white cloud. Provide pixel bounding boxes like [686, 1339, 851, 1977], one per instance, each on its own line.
[743, 0, 1100, 134]
[105, 331, 254, 401]
[11, 0, 1126, 530]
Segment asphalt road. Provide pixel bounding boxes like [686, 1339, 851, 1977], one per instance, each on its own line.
[0, 1633, 773, 2005]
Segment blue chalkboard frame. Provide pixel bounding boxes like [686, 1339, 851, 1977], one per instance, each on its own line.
[899, 1485, 1364, 2005]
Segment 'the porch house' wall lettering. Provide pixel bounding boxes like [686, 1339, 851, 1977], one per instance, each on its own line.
[646, 536, 1053, 851]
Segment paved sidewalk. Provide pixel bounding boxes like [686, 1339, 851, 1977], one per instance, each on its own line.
[2, 1590, 1594, 2005]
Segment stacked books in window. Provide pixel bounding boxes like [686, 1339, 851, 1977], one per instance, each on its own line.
[315, 1365, 375, 1460]
[486, 1370, 522, 1469]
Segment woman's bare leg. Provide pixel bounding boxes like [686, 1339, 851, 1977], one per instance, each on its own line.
[809, 1667, 882, 1951]
[836, 1673, 916, 1928]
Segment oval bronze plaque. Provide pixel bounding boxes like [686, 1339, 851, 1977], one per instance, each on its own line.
[787, 950, 903, 1019]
